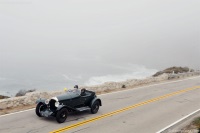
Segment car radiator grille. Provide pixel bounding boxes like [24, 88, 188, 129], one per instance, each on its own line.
[49, 99, 57, 111]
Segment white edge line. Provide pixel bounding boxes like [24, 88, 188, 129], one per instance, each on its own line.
[0, 76, 199, 118]
[156, 108, 200, 133]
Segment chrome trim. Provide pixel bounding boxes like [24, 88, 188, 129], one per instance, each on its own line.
[51, 97, 58, 102]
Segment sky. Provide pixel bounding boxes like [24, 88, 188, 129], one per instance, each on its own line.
[0, 0, 200, 95]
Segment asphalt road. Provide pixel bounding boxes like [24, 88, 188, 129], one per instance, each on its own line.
[0, 77, 200, 133]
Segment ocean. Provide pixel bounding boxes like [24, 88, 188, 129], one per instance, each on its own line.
[0, 64, 157, 97]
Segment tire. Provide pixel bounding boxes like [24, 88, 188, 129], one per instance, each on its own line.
[56, 108, 68, 123]
[36, 103, 45, 117]
[91, 101, 100, 114]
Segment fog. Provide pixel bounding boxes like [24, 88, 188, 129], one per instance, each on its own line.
[0, 0, 199, 95]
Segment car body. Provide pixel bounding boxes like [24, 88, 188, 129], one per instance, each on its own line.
[35, 88, 102, 123]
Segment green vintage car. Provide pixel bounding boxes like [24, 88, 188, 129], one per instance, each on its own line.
[35, 86, 102, 123]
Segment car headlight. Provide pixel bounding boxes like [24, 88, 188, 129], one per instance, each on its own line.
[45, 99, 49, 104]
[55, 101, 60, 107]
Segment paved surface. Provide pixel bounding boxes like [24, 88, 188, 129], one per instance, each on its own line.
[159, 108, 200, 133]
[0, 77, 200, 133]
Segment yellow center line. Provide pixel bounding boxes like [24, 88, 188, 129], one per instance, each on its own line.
[50, 86, 200, 133]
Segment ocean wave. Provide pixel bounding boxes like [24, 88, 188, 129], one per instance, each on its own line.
[84, 65, 157, 86]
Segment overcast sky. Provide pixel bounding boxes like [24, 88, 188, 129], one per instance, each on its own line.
[0, 0, 200, 93]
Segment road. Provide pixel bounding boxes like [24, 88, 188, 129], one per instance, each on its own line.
[0, 77, 200, 133]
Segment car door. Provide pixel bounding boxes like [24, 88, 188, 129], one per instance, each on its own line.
[70, 93, 83, 108]
[79, 95, 88, 106]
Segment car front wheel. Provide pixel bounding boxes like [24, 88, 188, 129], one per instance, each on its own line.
[91, 101, 100, 114]
[56, 108, 68, 123]
[36, 103, 45, 117]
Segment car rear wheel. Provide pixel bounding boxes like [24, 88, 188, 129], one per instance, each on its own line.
[56, 108, 68, 123]
[36, 103, 45, 117]
[91, 101, 100, 114]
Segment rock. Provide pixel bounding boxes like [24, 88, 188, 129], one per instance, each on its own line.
[26, 89, 36, 93]
[15, 90, 27, 97]
[0, 95, 10, 99]
[153, 66, 193, 77]
[15, 89, 36, 97]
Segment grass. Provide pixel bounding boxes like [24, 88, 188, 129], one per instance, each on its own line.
[178, 117, 200, 133]
[193, 117, 200, 130]
[0, 105, 35, 115]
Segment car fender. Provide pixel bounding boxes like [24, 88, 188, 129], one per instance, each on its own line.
[56, 105, 76, 112]
[90, 97, 102, 107]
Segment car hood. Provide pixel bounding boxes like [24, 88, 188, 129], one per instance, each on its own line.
[54, 91, 80, 101]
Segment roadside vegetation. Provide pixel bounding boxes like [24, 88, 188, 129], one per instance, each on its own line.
[193, 117, 200, 131]
[177, 117, 200, 133]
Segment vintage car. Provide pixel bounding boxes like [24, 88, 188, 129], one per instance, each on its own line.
[35, 86, 102, 123]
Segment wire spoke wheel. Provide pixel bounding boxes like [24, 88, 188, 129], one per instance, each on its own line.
[56, 108, 68, 123]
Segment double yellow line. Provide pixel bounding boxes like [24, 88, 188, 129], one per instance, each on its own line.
[50, 86, 200, 133]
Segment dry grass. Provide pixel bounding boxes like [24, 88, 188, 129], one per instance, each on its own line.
[0, 105, 35, 115]
[176, 117, 200, 133]
[193, 117, 200, 129]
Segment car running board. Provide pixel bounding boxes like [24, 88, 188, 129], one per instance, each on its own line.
[76, 106, 91, 112]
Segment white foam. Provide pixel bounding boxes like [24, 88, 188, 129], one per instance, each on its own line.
[85, 65, 157, 86]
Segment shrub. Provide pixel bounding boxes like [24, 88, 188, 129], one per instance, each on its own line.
[122, 85, 126, 88]
[193, 117, 200, 129]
